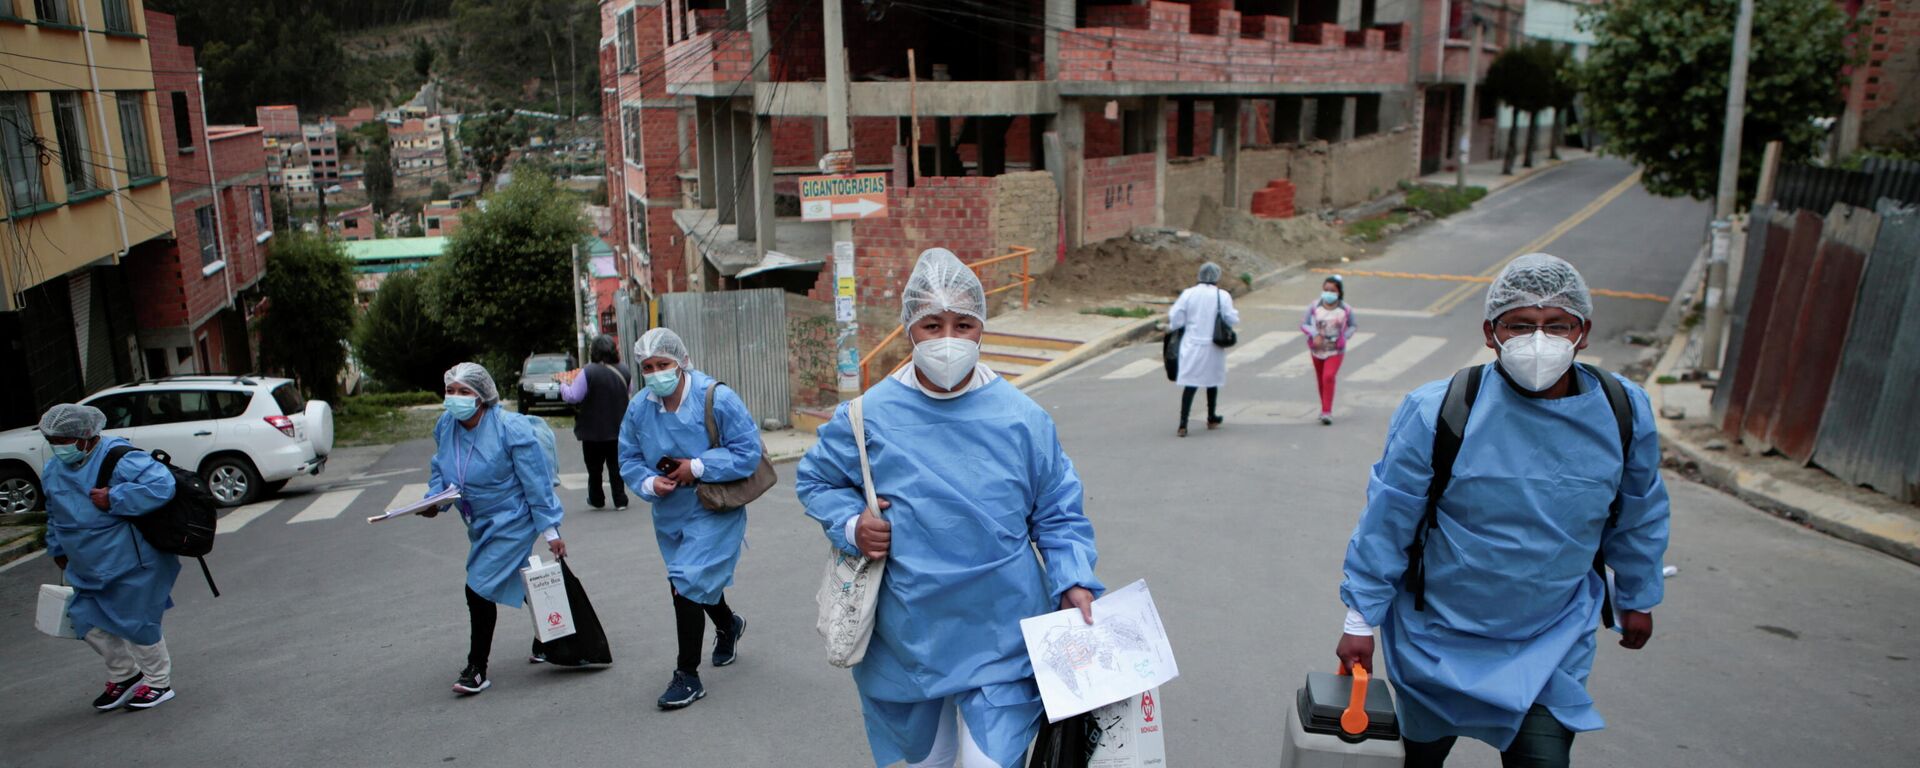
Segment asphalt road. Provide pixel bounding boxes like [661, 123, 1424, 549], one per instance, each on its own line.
[4, 159, 1917, 767]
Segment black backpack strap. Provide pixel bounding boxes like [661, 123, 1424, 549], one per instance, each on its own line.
[95, 444, 137, 488]
[1580, 362, 1635, 629]
[1409, 365, 1484, 612]
[197, 557, 220, 598]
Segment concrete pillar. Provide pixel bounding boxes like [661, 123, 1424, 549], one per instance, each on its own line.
[731, 106, 757, 238]
[751, 113, 776, 255]
[1340, 96, 1358, 142]
[713, 102, 739, 224]
[1043, 0, 1073, 79]
[1058, 101, 1086, 249]
[1176, 98, 1195, 158]
[1314, 95, 1344, 142]
[696, 100, 718, 209]
[1275, 96, 1304, 143]
[746, 0, 774, 252]
[1148, 96, 1167, 226]
[1216, 98, 1242, 208]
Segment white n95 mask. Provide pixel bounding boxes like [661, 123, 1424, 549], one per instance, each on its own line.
[912, 337, 980, 391]
[1498, 331, 1579, 392]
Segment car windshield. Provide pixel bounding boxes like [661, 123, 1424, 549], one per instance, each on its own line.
[525, 357, 569, 375]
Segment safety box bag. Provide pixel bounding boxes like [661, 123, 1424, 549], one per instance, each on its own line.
[521, 555, 576, 643]
[1088, 687, 1167, 768]
[36, 584, 77, 639]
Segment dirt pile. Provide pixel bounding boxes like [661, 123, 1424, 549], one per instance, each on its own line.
[1033, 206, 1358, 307]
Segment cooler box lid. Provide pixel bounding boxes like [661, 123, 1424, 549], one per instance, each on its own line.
[1298, 671, 1400, 742]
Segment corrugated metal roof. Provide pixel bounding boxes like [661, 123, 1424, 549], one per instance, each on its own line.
[342, 236, 450, 265]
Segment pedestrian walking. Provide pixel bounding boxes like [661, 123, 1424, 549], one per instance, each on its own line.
[797, 248, 1103, 768]
[422, 363, 567, 696]
[561, 334, 631, 510]
[1168, 261, 1240, 436]
[1302, 275, 1357, 425]
[38, 404, 183, 711]
[1334, 253, 1671, 767]
[618, 328, 761, 710]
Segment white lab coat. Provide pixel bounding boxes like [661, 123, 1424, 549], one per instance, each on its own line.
[1168, 283, 1239, 388]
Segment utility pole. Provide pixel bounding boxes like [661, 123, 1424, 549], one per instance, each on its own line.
[825, 0, 860, 400]
[1456, 16, 1483, 190]
[1699, 0, 1754, 372]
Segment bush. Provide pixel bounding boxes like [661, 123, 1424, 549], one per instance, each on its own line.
[345, 391, 443, 409]
[1404, 185, 1488, 219]
[352, 269, 474, 393]
[259, 233, 356, 403]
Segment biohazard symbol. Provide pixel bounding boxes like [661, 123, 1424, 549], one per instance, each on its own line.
[548, 611, 564, 627]
[1141, 690, 1155, 723]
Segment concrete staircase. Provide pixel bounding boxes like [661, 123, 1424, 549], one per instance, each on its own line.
[980, 330, 1080, 382]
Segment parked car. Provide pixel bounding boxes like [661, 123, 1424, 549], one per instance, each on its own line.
[0, 375, 334, 511]
[517, 353, 576, 414]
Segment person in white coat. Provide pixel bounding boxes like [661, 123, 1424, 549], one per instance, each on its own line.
[1167, 261, 1240, 437]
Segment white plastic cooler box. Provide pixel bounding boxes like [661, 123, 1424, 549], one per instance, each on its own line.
[1278, 666, 1405, 768]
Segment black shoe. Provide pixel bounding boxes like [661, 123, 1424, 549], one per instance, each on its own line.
[529, 640, 547, 664]
[1319, 413, 1333, 426]
[588, 498, 606, 510]
[1207, 415, 1224, 430]
[613, 498, 630, 511]
[125, 685, 174, 709]
[657, 669, 705, 710]
[1176, 426, 1188, 438]
[713, 613, 746, 667]
[92, 673, 143, 711]
[453, 664, 490, 695]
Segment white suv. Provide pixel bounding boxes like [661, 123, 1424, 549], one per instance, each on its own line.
[0, 376, 334, 511]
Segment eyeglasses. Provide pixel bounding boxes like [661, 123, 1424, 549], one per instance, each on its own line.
[1495, 320, 1582, 338]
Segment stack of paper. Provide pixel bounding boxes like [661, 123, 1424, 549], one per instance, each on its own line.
[1020, 579, 1180, 722]
[367, 485, 461, 523]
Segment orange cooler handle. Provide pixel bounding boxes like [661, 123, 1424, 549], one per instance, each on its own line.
[1340, 664, 1371, 736]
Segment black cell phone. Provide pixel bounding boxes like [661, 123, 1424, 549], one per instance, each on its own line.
[657, 457, 682, 475]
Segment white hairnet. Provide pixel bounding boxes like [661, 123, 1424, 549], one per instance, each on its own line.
[633, 327, 690, 368]
[39, 403, 106, 439]
[1197, 262, 1222, 285]
[1485, 253, 1593, 322]
[900, 248, 986, 327]
[443, 362, 500, 404]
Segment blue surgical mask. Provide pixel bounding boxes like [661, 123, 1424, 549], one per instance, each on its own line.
[645, 368, 681, 398]
[443, 395, 479, 421]
[51, 442, 90, 466]
[1321, 291, 1340, 306]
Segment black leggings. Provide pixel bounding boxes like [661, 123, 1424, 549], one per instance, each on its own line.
[465, 586, 496, 669]
[672, 589, 734, 673]
[1179, 386, 1219, 427]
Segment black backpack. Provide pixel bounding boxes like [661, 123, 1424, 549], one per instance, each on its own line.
[98, 445, 221, 596]
[1404, 362, 1632, 628]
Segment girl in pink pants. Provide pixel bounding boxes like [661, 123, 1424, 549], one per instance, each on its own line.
[1302, 276, 1356, 425]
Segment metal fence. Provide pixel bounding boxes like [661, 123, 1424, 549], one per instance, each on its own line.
[1774, 157, 1920, 214]
[1715, 200, 1920, 502]
[658, 288, 792, 429]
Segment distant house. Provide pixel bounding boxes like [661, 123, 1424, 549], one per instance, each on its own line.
[335, 204, 376, 241]
[344, 236, 449, 296]
[421, 200, 463, 237]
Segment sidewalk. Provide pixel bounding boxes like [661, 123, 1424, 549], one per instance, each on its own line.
[1419, 147, 1594, 195]
[1648, 331, 1920, 566]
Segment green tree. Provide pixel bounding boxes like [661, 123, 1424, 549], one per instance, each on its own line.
[1484, 45, 1554, 175]
[461, 106, 521, 193]
[431, 180, 452, 201]
[1582, 0, 1851, 206]
[354, 122, 395, 213]
[451, 0, 599, 119]
[260, 233, 357, 402]
[149, 0, 347, 124]
[428, 173, 582, 363]
[412, 37, 436, 78]
[352, 270, 471, 392]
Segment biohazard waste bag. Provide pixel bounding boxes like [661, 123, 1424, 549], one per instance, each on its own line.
[532, 559, 612, 666]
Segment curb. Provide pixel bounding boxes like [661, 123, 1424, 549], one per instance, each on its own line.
[0, 533, 45, 572]
[1013, 315, 1163, 391]
[1647, 330, 1920, 566]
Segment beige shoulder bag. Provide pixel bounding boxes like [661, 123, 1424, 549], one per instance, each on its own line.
[814, 396, 886, 668]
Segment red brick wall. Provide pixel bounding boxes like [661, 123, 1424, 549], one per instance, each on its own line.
[1859, 0, 1919, 143]
[1059, 19, 1408, 86]
[1084, 153, 1156, 242]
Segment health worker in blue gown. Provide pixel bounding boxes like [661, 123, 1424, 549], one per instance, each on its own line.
[423, 362, 566, 697]
[1335, 253, 1671, 768]
[797, 248, 1104, 768]
[39, 403, 184, 711]
[618, 327, 761, 711]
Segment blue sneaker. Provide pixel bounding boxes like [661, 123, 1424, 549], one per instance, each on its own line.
[657, 670, 705, 710]
[713, 613, 746, 667]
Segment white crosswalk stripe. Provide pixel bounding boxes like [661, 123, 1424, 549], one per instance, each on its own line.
[387, 484, 429, 514]
[1257, 332, 1377, 378]
[286, 488, 364, 524]
[1348, 336, 1447, 383]
[218, 500, 282, 534]
[1101, 359, 1162, 380]
[1226, 331, 1292, 369]
[558, 473, 588, 490]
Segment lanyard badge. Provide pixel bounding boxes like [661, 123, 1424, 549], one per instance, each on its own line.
[457, 497, 475, 524]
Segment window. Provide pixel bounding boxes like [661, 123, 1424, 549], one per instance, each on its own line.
[195, 205, 220, 266]
[249, 186, 267, 232]
[622, 106, 641, 160]
[627, 194, 648, 263]
[33, 0, 69, 25]
[89, 393, 140, 429]
[618, 9, 637, 72]
[270, 382, 306, 416]
[211, 391, 252, 419]
[101, 0, 133, 33]
[171, 92, 193, 151]
[426, 217, 441, 230]
[50, 92, 94, 194]
[0, 93, 48, 210]
[117, 92, 152, 178]
[141, 391, 212, 426]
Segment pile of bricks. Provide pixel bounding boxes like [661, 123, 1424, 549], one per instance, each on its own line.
[1250, 179, 1296, 220]
[1055, 1, 1406, 86]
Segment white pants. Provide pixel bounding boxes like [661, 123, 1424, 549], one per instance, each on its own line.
[905, 698, 1003, 768]
[83, 628, 172, 689]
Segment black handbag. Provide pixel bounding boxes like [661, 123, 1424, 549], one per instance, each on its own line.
[1027, 713, 1095, 768]
[1161, 328, 1182, 381]
[532, 560, 613, 666]
[1211, 288, 1237, 347]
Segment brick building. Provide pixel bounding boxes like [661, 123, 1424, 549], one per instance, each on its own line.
[122, 10, 272, 377]
[1842, 0, 1920, 151]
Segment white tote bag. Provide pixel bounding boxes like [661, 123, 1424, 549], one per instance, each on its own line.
[37, 583, 78, 639]
[814, 396, 886, 668]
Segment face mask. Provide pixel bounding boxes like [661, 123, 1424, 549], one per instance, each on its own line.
[645, 367, 681, 398]
[51, 442, 90, 466]
[443, 395, 479, 421]
[1498, 331, 1580, 392]
[913, 337, 981, 392]
[1321, 291, 1340, 306]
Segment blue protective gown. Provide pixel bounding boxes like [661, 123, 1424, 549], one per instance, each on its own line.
[428, 407, 564, 608]
[1340, 364, 1670, 750]
[617, 369, 761, 605]
[42, 437, 180, 645]
[796, 376, 1104, 768]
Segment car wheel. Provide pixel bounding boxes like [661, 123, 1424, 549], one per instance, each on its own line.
[0, 466, 41, 514]
[201, 456, 263, 507]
